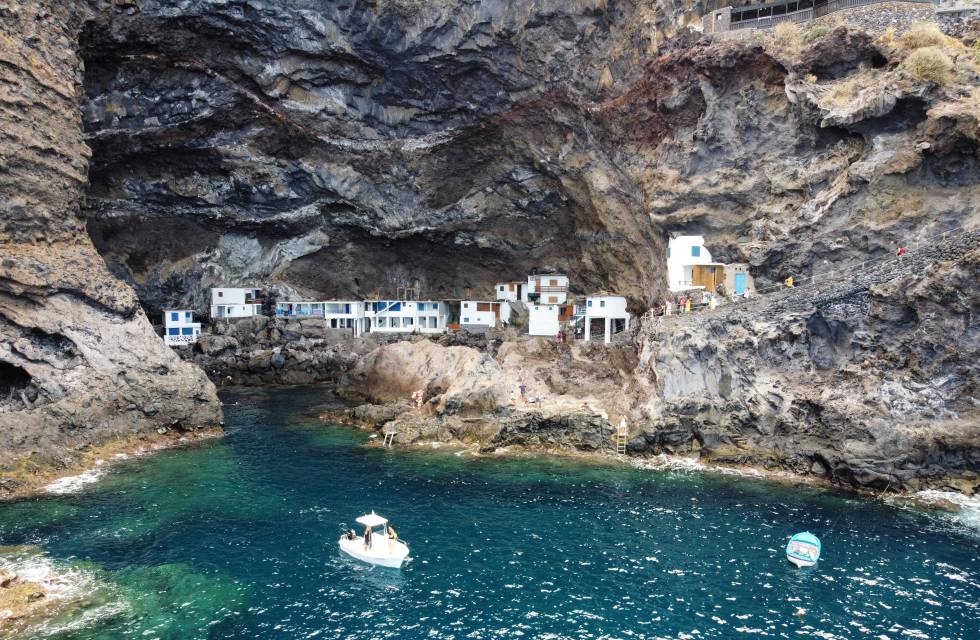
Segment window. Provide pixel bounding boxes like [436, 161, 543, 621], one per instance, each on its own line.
[218, 291, 223, 297]
[405, 318, 413, 326]
[168, 328, 179, 336]
[600, 300, 606, 307]
[692, 246, 701, 257]
[667, 247, 671, 258]
[184, 312, 191, 320]
[550, 279, 557, 286]
[499, 286, 504, 292]
[181, 327, 193, 335]
[587, 300, 593, 307]
[170, 312, 179, 322]
[463, 317, 470, 323]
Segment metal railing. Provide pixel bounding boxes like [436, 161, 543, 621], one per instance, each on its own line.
[724, 0, 936, 32]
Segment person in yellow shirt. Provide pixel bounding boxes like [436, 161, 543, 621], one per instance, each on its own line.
[785, 276, 794, 288]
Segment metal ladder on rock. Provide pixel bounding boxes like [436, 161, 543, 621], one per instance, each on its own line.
[382, 429, 397, 448]
[614, 431, 628, 455]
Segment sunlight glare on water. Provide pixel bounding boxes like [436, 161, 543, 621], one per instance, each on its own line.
[0, 386, 977, 639]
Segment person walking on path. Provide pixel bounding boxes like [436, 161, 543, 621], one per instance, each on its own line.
[785, 275, 794, 288]
[896, 245, 908, 258]
[518, 378, 528, 406]
[685, 297, 692, 314]
[664, 299, 672, 317]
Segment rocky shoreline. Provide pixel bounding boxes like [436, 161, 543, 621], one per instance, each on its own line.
[0, 427, 222, 502]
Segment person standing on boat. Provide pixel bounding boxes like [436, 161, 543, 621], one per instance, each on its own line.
[363, 525, 373, 550]
[387, 524, 398, 552]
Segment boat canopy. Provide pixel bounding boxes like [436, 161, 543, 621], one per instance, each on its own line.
[356, 512, 388, 528]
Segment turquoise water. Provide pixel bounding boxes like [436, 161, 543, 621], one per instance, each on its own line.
[1, 386, 978, 639]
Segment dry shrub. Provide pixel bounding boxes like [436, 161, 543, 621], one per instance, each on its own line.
[901, 46, 954, 85]
[830, 78, 860, 104]
[774, 21, 804, 53]
[898, 23, 948, 52]
[804, 72, 818, 83]
[877, 26, 897, 47]
[972, 39, 980, 64]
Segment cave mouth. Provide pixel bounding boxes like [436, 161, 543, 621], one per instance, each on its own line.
[0, 361, 32, 399]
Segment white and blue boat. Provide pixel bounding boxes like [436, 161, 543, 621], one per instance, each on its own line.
[785, 532, 821, 568]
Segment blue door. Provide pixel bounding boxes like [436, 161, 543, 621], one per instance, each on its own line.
[734, 273, 747, 295]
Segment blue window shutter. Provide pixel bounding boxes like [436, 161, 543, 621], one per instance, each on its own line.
[168, 328, 178, 335]
[184, 312, 191, 320]
[692, 246, 701, 257]
[181, 327, 193, 335]
[170, 312, 178, 321]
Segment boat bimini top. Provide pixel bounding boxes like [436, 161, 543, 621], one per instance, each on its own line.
[356, 512, 388, 528]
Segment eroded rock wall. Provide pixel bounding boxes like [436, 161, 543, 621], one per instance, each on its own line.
[0, 0, 221, 491]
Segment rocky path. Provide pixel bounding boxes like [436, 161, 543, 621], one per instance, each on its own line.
[647, 227, 978, 335]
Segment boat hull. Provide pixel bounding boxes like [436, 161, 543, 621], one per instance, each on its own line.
[787, 555, 817, 568]
[339, 536, 409, 568]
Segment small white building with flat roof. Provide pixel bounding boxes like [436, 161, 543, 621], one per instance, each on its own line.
[528, 303, 562, 336]
[525, 273, 569, 305]
[364, 300, 449, 334]
[276, 300, 369, 336]
[210, 288, 263, 319]
[667, 236, 715, 292]
[495, 281, 524, 302]
[163, 309, 201, 347]
[583, 295, 630, 344]
[460, 300, 512, 332]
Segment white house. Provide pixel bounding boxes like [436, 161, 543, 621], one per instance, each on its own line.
[495, 281, 524, 302]
[364, 300, 449, 334]
[163, 309, 201, 347]
[459, 300, 512, 332]
[210, 288, 263, 319]
[528, 303, 562, 337]
[322, 301, 368, 336]
[583, 295, 630, 344]
[524, 273, 569, 304]
[666, 236, 716, 292]
[276, 300, 369, 336]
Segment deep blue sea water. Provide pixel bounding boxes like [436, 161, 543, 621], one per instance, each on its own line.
[1, 386, 977, 639]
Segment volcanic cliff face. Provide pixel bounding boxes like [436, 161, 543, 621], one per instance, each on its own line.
[77, 2, 978, 316]
[2, 0, 978, 491]
[0, 0, 221, 492]
[80, 0, 671, 315]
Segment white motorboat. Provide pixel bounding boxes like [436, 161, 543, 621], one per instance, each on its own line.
[339, 512, 410, 568]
